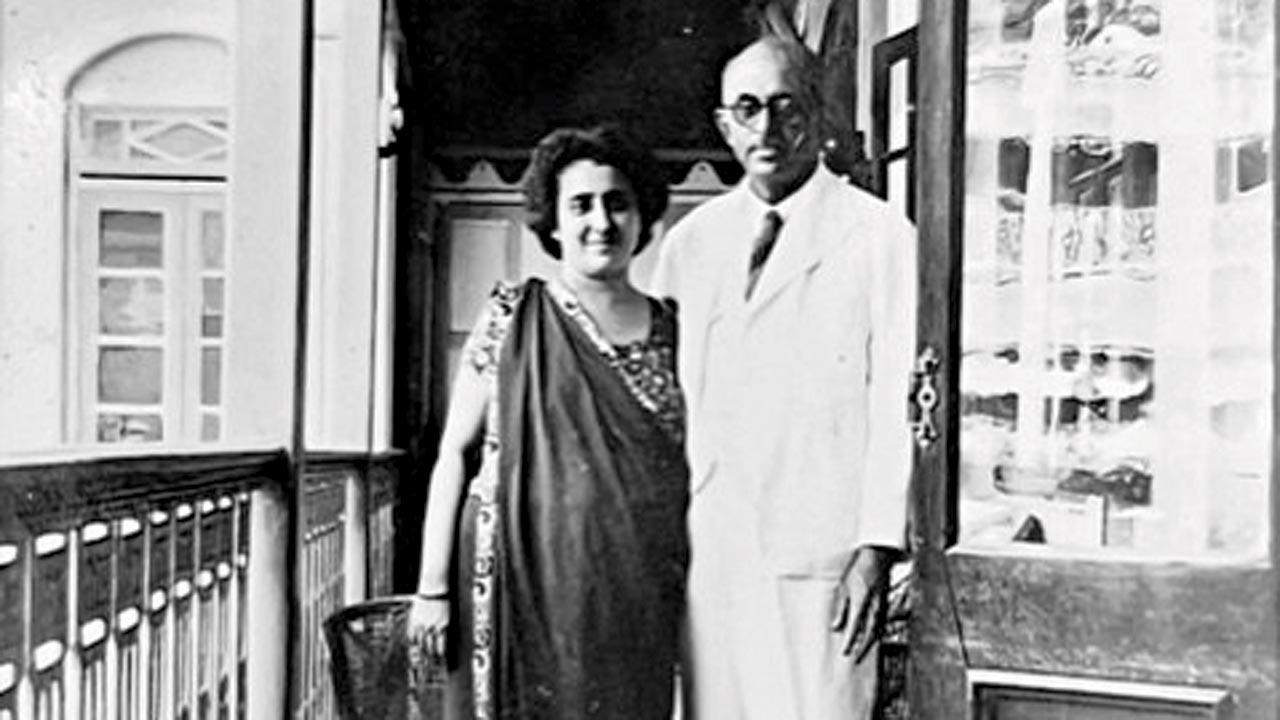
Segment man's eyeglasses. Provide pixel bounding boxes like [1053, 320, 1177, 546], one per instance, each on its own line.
[719, 94, 807, 133]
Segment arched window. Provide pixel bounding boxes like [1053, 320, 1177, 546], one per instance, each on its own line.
[68, 36, 230, 444]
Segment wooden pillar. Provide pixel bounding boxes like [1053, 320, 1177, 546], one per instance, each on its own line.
[104, 524, 119, 720]
[225, 496, 244, 720]
[244, 486, 290, 720]
[343, 471, 369, 604]
[909, 0, 970, 715]
[16, 541, 33, 720]
[390, 121, 438, 593]
[160, 514, 177, 720]
[64, 532, 81, 720]
[137, 518, 154, 720]
[233, 0, 306, 712]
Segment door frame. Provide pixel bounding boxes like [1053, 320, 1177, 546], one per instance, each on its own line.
[909, 0, 969, 712]
[909, 0, 1280, 716]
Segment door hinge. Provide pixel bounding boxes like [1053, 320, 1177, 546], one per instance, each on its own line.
[910, 346, 940, 449]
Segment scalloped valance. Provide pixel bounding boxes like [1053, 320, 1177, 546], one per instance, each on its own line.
[425, 151, 744, 192]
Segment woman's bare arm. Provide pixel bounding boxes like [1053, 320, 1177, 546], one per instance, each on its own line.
[408, 358, 489, 658]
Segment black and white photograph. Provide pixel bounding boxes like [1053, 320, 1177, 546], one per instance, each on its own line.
[0, 0, 1276, 718]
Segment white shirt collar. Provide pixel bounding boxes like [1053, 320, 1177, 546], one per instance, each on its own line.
[740, 164, 824, 225]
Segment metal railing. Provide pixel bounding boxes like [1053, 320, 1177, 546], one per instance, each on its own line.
[0, 452, 281, 720]
[0, 450, 401, 720]
[297, 467, 346, 720]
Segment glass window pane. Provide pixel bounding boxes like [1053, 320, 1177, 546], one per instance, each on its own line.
[99, 277, 164, 335]
[97, 413, 163, 443]
[202, 278, 224, 338]
[201, 347, 221, 405]
[98, 347, 163, 404]
[100, 211, 163, 268]
[1236, 139, 1269, 194]
[201, 315, 224, 339]
[200, 414, 220, 442]
[960, 1, 1272, 557]
[201, 211, 224, 269]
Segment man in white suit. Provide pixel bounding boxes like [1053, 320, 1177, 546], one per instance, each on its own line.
[652, 34, 917, 719]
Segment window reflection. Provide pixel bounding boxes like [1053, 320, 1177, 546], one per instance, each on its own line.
[98, 347, 163, 404]
[99, 211, 163, 268]
[96, 413, 163, 443]
[99, 277, 164, 335]
[961, 0, 1272, 556]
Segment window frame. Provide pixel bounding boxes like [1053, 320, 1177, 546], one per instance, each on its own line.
[68, 104, 229, 447]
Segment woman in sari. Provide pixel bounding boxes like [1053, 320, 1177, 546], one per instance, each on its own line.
[407, 124, 689, 719]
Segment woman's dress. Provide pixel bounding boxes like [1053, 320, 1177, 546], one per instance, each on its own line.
[448, 278, 689, 720]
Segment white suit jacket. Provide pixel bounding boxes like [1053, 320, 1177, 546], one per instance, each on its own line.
[652, 165, 918, 577]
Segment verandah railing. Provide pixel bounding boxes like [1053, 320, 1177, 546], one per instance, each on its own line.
[0, 450, 401, 720]
[293, 454, 400, 720]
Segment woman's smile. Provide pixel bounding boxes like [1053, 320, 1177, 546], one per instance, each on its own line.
[582, 234, 622, 251]
[554, 159, 642, 280]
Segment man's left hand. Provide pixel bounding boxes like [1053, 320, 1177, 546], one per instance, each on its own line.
[831, 546, 894, 663]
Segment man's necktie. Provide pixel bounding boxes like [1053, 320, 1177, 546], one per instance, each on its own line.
[745, 210, 783, 299]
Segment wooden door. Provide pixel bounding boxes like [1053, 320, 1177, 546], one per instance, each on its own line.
[910, 1, 1279, 717]
[420, 157, 729, 425]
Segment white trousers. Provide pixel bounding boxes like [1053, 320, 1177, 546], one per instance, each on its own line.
[681, 479, 878, 720]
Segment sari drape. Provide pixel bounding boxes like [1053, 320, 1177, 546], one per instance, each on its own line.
[493, 280, 689, 719]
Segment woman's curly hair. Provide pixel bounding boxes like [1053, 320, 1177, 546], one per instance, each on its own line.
[524, 124, 670, 259]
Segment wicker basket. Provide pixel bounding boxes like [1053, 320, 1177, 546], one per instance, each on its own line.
[323, 595, 447, 720]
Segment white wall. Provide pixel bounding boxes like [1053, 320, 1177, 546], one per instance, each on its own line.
[0, 0, 397, 455]
[223, 0, 302, 448]
[71, 36, 230, 106]
[303, 0, 389, 451]
[0, 0, 232, 454]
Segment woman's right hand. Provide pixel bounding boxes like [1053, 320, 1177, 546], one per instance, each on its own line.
[407, 596, 450, 662]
